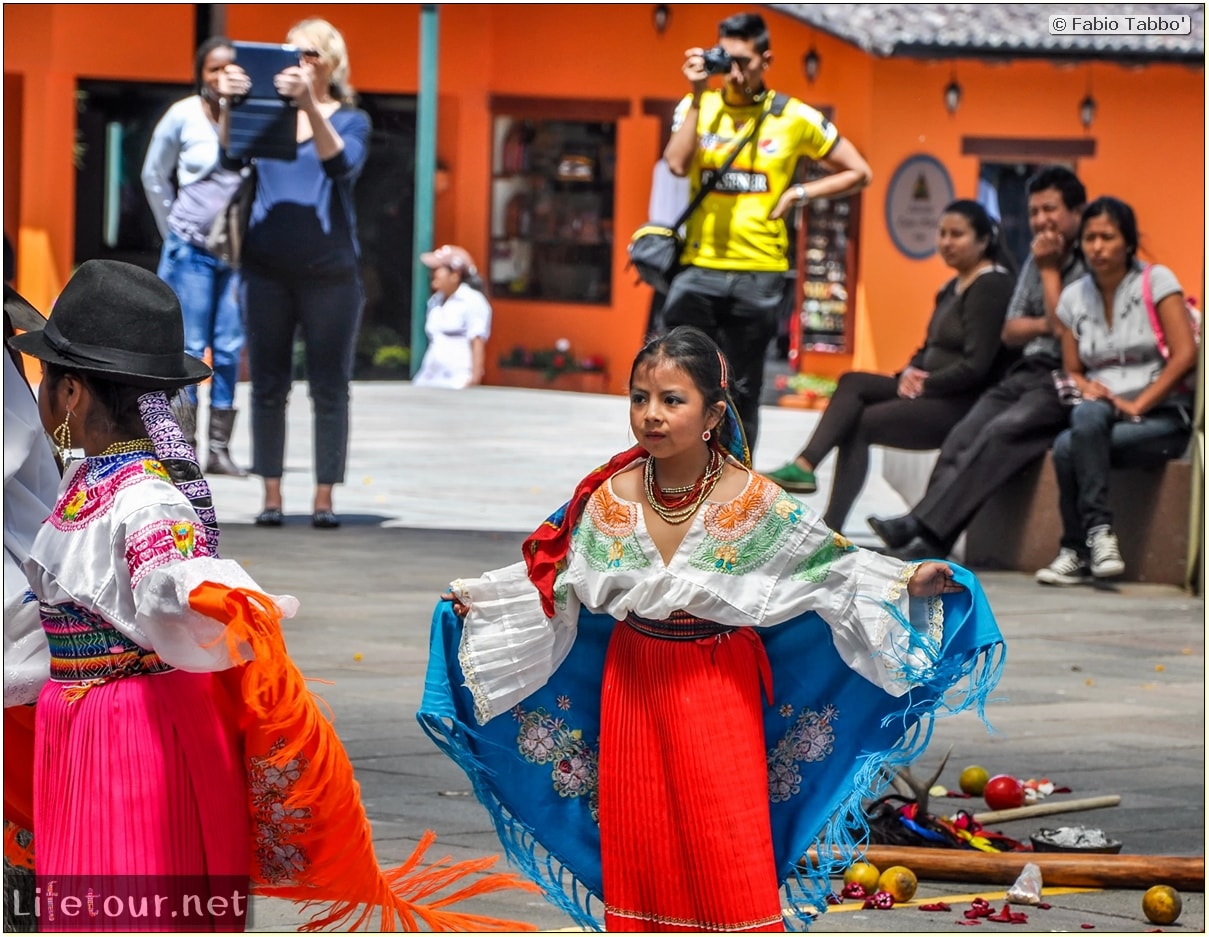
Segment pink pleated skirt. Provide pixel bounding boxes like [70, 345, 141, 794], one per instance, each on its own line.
[33, 670, 249, 932]
[598, 621, 785, 932]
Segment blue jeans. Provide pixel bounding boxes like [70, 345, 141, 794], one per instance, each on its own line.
[1051, 398, 1191, 552]
[156, 232, 243, 408]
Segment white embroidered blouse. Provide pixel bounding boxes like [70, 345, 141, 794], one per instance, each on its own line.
[6, 455, 297, 706]
[452, 465, 941, 725]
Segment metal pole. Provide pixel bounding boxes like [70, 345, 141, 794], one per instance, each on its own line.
[410, 4, 439, 376]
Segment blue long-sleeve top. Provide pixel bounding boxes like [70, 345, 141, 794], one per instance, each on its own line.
[239, 107, 372, 279]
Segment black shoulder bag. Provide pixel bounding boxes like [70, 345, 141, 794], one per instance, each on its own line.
[627, 92, 786, 294]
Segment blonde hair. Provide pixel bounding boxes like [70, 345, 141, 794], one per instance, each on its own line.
[289, 18, 356, 105]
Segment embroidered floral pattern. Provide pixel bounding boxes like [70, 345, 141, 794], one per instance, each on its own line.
[51, 458, 174, 532]
[574, 506, 650, 575]
[767, 704, 838, 803]
[587, 486, 638, 538]
[61, 489, 88, 521]
[126, 519, 211, 588]
[702, 476, 782, 542]
[170, 521, 196, 557]
[791, 531, 858, 583]
[688, 483, 803, 576]
[512, 703, 600, 823]
[552, 568, 571, 611]
[248, 737, 312, 885]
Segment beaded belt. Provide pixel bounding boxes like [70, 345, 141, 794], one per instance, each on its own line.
[623, 610, 734, 641]
[42, 602, 174, 701]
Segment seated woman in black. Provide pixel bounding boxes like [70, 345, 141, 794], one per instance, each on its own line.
[764, 199, 1016, 534]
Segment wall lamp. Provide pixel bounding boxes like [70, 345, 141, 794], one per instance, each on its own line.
[803, 47, 821, 83]
[944, 76, 962, 114]
[653, 4, 670, 35]
[1079, 92, 1097, 130]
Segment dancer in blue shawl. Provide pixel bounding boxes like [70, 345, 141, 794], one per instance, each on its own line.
[419, 326, 1004, 931]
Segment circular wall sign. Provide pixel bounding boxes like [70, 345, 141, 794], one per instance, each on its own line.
[884, 154, 955, 260]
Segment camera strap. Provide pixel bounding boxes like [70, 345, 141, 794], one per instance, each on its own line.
[671, 92, 784, 232]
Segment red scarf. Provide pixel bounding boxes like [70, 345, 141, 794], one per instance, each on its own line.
[522, 445, 646, 618]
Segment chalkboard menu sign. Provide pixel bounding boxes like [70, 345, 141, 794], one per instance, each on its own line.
[790, 157, 862, 358]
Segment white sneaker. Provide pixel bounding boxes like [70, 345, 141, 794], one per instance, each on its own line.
[1036, 548, 1092, 586]
[1087, 526, 1126, 578]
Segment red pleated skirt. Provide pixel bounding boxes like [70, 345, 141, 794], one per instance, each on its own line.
[33, 670, 249, 932]
[598, 621, 785, 932]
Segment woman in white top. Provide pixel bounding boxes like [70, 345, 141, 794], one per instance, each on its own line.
[1036, 196, 1196, 585]
[412, 244, 492, 388]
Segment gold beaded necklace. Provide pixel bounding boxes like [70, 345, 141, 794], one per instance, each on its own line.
[98, 437, 154, 457]
[642, 448, 724, 525]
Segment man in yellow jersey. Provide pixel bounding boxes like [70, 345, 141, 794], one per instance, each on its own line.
[664, 11, 872, 450]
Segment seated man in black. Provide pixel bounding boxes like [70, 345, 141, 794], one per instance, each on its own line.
[868, 167, 1088, 559]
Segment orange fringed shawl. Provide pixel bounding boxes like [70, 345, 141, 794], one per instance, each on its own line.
[3, 584, 539, 932]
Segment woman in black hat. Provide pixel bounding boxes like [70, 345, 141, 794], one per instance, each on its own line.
[6, 260, 534, 931]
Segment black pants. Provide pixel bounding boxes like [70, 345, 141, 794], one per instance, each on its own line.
[662, 266, 782, 450]
[241, 267, 364, 485]
[913, 359, 1070, 548]
[799, 371, 977, 531]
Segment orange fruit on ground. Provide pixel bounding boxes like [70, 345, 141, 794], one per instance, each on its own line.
[843, 861, 880, 892]
[1142, 885, 1182, 924]
[877, 865, 918, 903]
[959, 764, 990, 795]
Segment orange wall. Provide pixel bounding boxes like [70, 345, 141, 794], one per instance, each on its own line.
[5, 4, 1204, 391]
[853, 55, 1206, 374]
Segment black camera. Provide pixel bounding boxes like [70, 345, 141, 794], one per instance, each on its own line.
[701, 46, 733, 76]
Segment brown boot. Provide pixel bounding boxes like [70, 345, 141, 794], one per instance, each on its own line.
[205, 407, 247, 477]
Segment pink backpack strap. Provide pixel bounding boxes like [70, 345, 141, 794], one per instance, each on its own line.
[1141, 263, 1170, 359]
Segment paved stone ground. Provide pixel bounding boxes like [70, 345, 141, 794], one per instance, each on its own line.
[193, 382, 1202, 932]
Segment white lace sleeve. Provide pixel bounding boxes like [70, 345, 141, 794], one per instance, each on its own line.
[451, 561, 580, 725]
[133, 557, 299, 671]
[823, 551, 943, 697]
[775, 509, 943, 697]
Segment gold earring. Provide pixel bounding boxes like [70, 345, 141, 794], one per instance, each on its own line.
[53, 413, 74, 464]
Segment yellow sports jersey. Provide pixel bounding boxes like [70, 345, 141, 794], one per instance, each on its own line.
[673, 90, 839, 271]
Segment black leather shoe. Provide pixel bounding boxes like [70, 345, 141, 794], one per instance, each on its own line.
[888, 535, 950, 561]
[867, 513, 921, 549]
[254, 508, 283, 527]
[312, 510, 341, 529]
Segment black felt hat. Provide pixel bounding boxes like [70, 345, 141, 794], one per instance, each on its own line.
[7, 259, 211, 389]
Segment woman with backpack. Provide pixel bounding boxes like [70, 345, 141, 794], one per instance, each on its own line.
[1036, 196, 1197, 585]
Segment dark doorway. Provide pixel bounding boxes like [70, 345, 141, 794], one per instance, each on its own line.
[73, 81, 418, 378]
[351, 93, 416, 377]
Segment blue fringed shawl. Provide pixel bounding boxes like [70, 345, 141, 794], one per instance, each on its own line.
[418, 564, 1004, 931]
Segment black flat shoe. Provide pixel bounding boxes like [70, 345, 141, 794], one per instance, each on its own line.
[311, 510, 341, 529]
[867, 513, 921, 549]
[254, 508, 283, 527]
